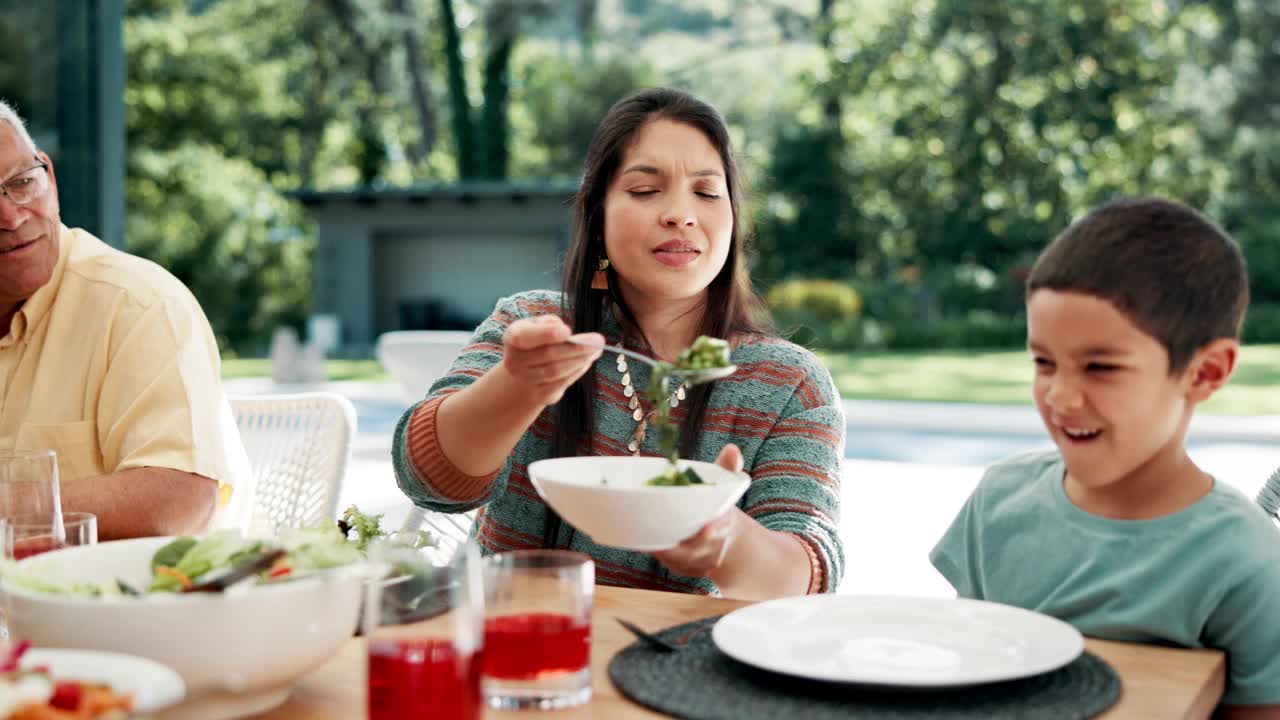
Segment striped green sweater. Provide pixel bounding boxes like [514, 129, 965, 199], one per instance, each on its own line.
[392, 290, 845, 595]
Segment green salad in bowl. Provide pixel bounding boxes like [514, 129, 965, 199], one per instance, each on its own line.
[0, 506, 426, 719]
[2, 526, 362, 599]
[0, 506, 423, 599]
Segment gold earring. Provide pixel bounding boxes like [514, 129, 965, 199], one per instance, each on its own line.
[592, 258, 610, 290]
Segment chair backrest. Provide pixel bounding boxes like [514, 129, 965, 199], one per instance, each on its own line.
[375, 330, 473, 404]
[1258, 466, 1280, 522]
[228, 392, 356, 535]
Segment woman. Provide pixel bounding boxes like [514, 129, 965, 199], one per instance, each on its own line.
[391, 88, 844, 600]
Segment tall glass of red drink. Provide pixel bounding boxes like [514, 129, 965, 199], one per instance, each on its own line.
[482, 550, 593, 710]
[364, 539, 484, 720]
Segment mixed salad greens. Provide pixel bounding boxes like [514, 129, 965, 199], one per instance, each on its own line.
[645, 335, 732, 487]
[0, 506, 429, 599]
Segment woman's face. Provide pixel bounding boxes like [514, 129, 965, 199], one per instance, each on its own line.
[602, 118, 733, 309]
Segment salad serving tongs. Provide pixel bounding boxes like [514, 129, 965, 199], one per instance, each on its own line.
[185, 549, 288, 593]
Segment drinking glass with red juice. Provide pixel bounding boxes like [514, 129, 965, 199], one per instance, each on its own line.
[482, 550, 593, 710]
[364, 539, 484, 720]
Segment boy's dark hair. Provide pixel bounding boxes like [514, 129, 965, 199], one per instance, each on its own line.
[1027, 197, 1249, 373]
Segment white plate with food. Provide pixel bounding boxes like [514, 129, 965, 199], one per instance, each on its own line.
[712, 594, 1083, 687]
[2, 647, 185, 716]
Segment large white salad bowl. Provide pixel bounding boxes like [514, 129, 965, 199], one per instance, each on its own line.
[528, 456, 751, 551]
[2, 537, 364, 720]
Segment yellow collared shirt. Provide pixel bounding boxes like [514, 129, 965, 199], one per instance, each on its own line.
[0, 226, 242, 508]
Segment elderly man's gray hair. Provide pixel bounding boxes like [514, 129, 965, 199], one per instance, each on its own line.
[0, 99, 39, 155]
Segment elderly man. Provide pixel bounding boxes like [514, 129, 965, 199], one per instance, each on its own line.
[0, 100, 243, 539]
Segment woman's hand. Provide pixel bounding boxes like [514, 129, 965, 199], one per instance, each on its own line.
[501, 315, 603, 407]
[652, 445, 745, 578]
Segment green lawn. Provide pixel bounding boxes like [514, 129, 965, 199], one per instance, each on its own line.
[223, 345, 1280, 415]
[222, 358, 388, 382]
[818, 345, 1280, 415]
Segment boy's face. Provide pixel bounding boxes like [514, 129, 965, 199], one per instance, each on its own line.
[1026, 290, 1194, 493]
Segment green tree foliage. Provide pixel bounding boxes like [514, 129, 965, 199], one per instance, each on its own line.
[1190, 0, 1280, 304]
[125, 2, 322, 349]
[754, 124, 861, 283]
[127, 144, 310, 349]
[439, 0, 555, 179]
[517, 52, 655, 178]
[110, 0, 1278, 351]
[758, 0, 1278, 343]
[439, 0, 477, 179]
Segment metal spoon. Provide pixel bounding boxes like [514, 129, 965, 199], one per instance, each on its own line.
[566, 337, 736, 385]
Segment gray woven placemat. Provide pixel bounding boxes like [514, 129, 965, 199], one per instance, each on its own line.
[608, 616, 1121, 720]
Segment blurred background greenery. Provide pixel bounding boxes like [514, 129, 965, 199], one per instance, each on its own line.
[4, 0, 1278, 409]
[116, 0, 1280, 351]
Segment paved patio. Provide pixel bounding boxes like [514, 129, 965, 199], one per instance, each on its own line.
[226, 379, 1280, 597]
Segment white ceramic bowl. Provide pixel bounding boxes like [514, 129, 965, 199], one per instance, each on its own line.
[527, 456, 751, 551]
[3, 537, 364, 720]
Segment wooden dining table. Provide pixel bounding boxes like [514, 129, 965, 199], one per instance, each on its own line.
[258, 585, 1226, 720]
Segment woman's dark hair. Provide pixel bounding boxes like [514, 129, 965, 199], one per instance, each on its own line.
[545, 87, 770, 546]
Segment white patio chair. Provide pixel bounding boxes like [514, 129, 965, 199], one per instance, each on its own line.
[375, 330, 474, 404]
[229, 392, 357, 536]
[1258, 466, 1280, 523]
[376, 329, 479, 556]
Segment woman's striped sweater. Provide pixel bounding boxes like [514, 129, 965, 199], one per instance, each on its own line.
[391, 290, 846, 595]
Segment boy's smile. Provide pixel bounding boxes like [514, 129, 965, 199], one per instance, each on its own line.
[1026, 290, 1213, 518]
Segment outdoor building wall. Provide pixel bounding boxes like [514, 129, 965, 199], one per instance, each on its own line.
[301, 188, 574, 352]
[373, 230, 562, 333]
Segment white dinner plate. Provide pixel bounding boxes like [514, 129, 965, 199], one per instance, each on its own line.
[711, 594, 1083, 687]
[21, 648, 186, 712]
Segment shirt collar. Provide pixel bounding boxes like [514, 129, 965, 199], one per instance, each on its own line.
[6, 224, 71, 344]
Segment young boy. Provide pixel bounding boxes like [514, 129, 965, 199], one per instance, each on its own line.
[931, 198, 1280, 716]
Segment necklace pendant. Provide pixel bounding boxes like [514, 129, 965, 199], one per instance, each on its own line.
[669, 395, 679, 408]
[623, 385, 634, 398]
[632, 407, 644, 422]
[627, 439, 639, 453]
[676, 385, 686, 401]
[628, 394, 639, 410]
[616, 354, 628, 373]
[621, 371, 631, 386]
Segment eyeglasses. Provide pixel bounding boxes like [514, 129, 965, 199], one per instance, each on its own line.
[0, 160, 50, 206]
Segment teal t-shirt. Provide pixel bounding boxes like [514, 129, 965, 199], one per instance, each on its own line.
[931, 450, 1280, 706]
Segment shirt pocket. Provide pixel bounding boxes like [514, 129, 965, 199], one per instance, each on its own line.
[14, 421, 102, 482]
